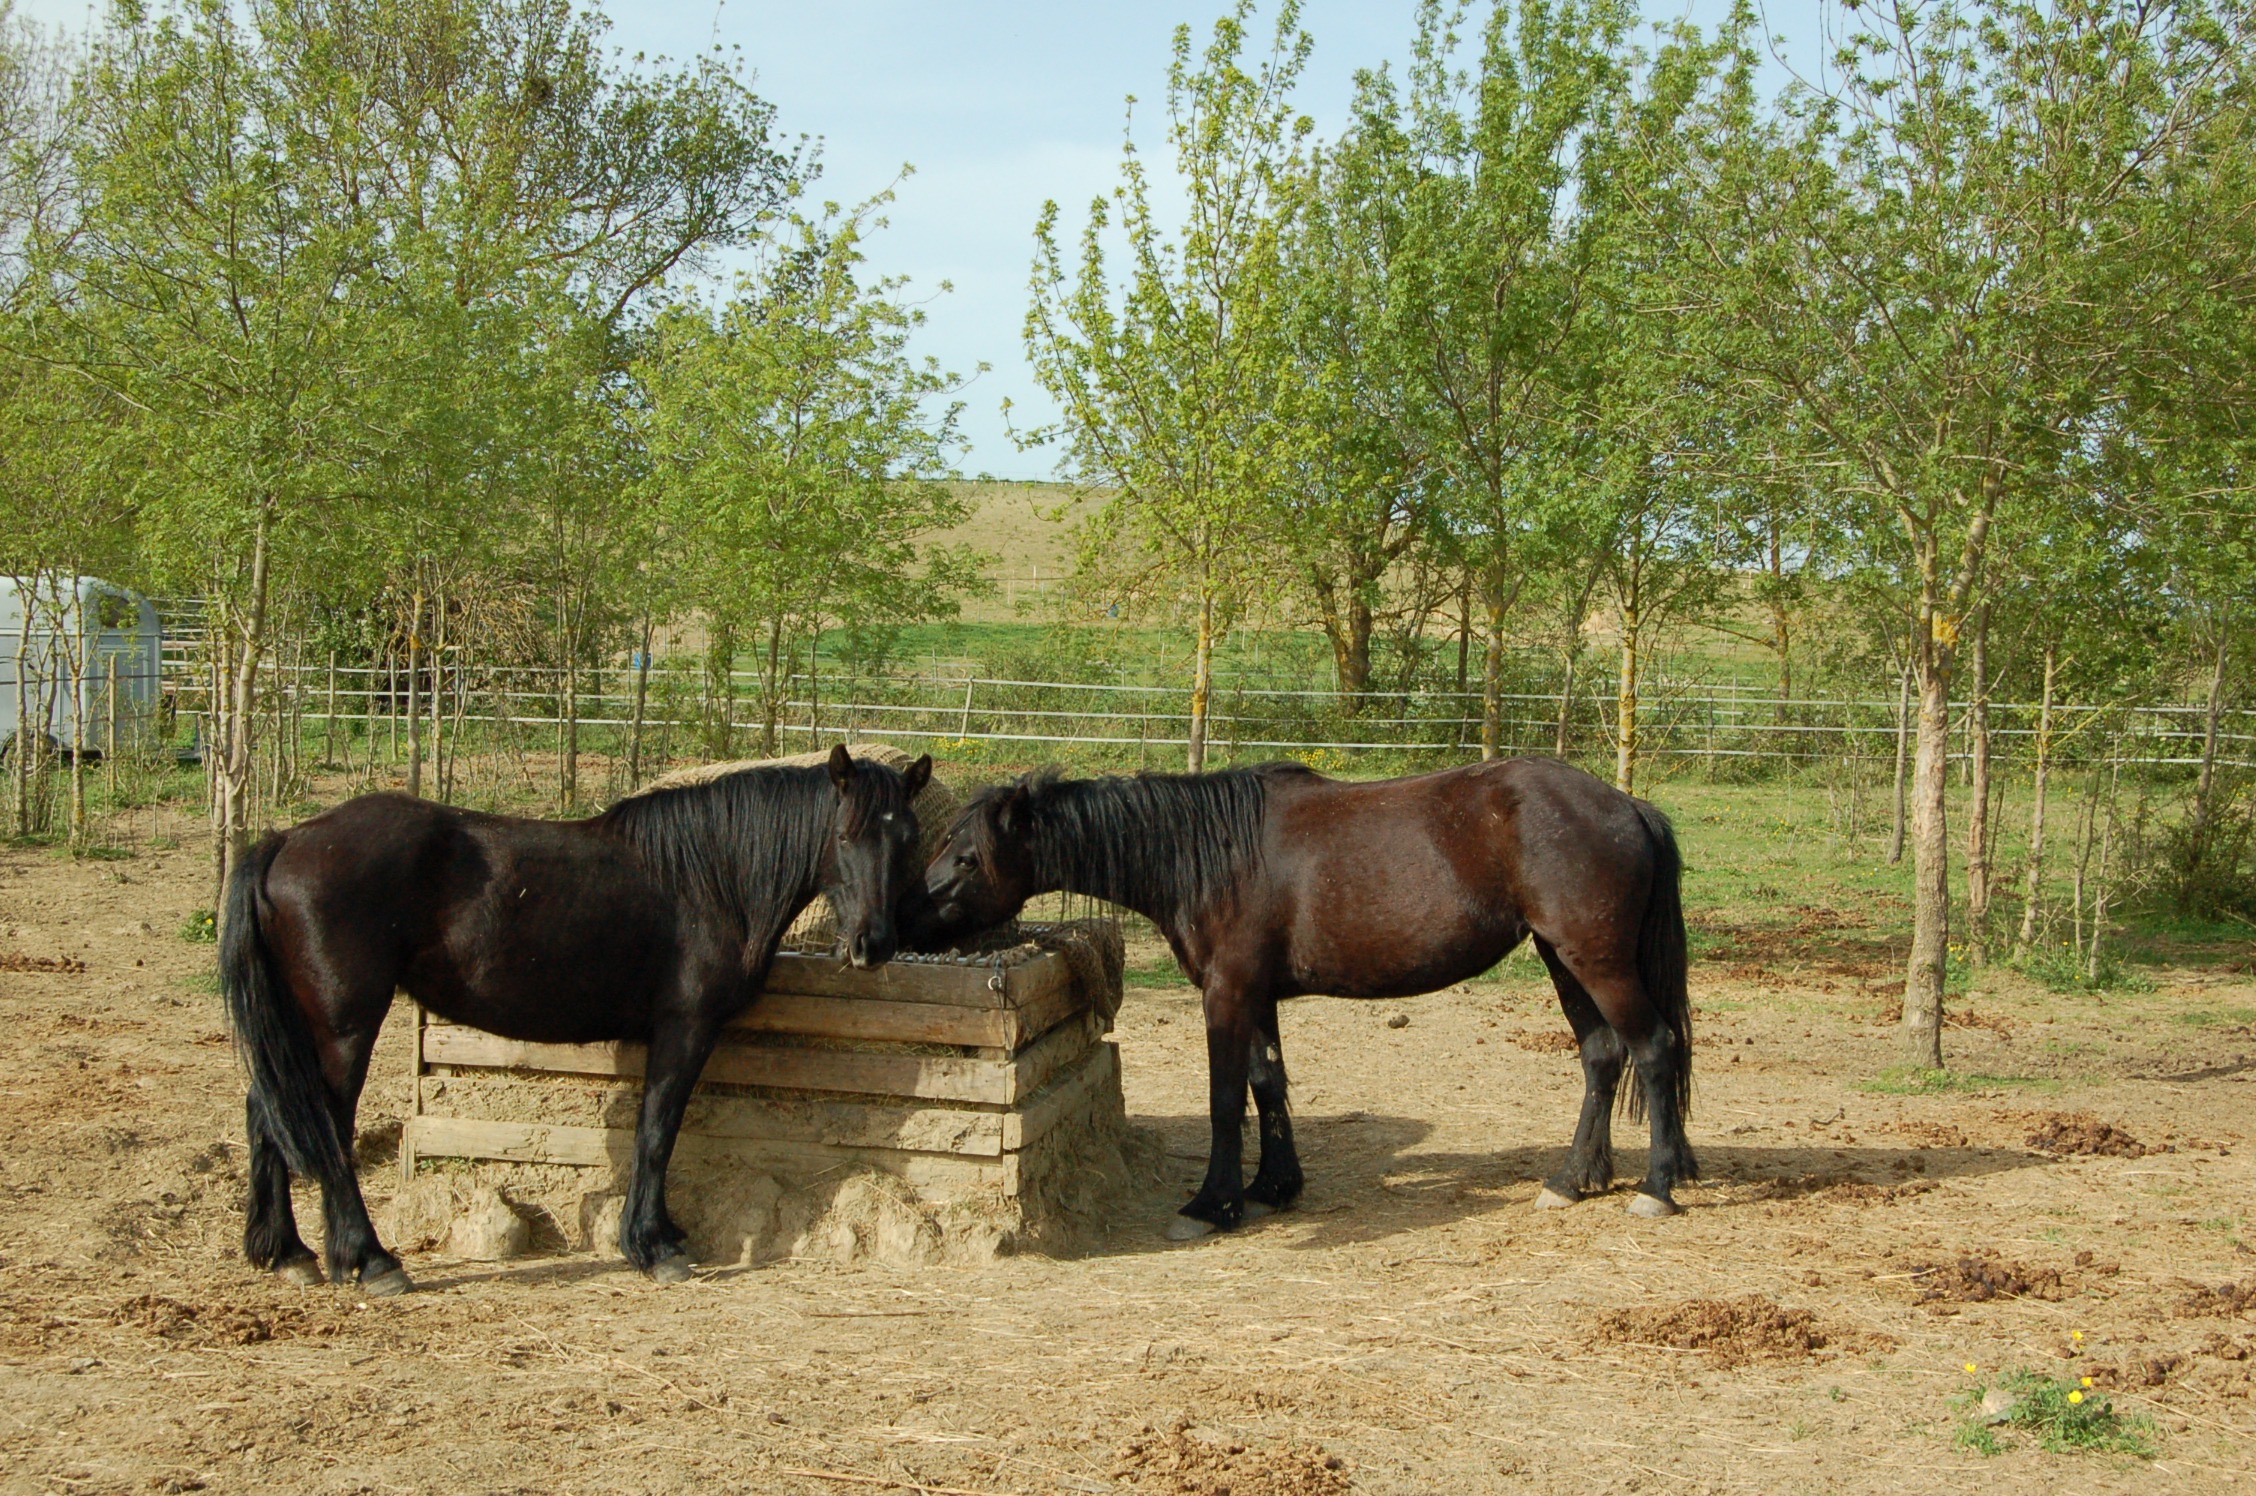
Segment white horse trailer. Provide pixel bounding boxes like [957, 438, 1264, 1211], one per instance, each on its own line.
[0, 576, 163, 759]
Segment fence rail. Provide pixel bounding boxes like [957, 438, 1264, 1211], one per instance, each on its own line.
[157, 654, 2256, 775]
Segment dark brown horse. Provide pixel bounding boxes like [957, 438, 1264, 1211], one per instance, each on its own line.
[906, 756, 1693, 1237]
[222, 745, 931, 1291]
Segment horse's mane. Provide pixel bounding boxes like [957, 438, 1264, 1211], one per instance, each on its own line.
[601, 761, 909, 936]
[964, 764, 1314, 921]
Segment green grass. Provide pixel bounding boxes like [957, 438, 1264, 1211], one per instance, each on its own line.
[178, 909, 216, 944]
[1123, 957, 1190, 990]
[1860, 1067, 2062, 1096]
[1954, 1371, 2157, 1459]
[2172, 1005, 2256, 1028]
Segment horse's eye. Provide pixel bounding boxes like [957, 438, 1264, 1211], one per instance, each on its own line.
[955, 853, 976, 871]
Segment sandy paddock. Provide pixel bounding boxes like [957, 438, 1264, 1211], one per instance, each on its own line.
[2, 805, 2253, 1495]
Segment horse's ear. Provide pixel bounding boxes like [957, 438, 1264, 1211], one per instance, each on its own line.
[827, 743, 856, 790]
[904, 754, 932, 796]
[995, 778, 1030, 835]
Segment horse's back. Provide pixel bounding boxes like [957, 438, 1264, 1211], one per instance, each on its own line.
[258, 793, 680, 1042]
[1261, 757, 1661, 996]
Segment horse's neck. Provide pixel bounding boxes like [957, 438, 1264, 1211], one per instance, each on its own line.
[1031, 781, 1207, 934]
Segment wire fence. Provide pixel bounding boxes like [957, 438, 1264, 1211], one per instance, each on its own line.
[160, 651, 2256, 781]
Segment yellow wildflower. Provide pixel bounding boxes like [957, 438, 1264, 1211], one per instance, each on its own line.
[1964, 1363, 1979, 1374]
[2069, 1390, 2085, 1405]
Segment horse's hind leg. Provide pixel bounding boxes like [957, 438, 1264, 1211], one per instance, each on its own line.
[1532, 939, 1625, 1208]
[1550, 951, 1694, 1216]
[243, 1097, 322, 1285]
[1244, 996, 1302, 1215]
[312, 1007, 412, 1293]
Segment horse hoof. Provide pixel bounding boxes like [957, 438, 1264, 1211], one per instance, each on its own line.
[1165, 1215, 1219, 1241]
[360, 1267, 415, 1297]
[1534, 1186, 1579, 1211]
[648, 1255, 696, 1285]
[1627, 1192, 1680, 1219]
[1242, 1201, 1275, 1221]
[275, 1259, 324, 1287]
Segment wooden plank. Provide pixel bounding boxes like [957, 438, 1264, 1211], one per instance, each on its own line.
[1008, 1010, 1103, 1104]
[765, 950, 1068, 1012]
[724, 991, 1016, 1048]
[421, 1024, 1046, 1106]
[1002, 1040, 1118, 1152]
[402, 1117, 1014, 1202]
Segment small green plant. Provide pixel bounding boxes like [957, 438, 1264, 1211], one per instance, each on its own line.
[1953, 1369, 2157, 1458]
[179, 909, 216, 944]
[1861, 1067, 2060, 1096]
[2012, 941, 2154, 994]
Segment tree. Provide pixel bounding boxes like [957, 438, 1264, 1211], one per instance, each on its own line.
[1024, 0, 1311, 770]
[638, 194, 984, 757]
[1688, 0, 2232, 1065]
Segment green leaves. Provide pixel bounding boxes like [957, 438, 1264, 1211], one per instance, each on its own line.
[636, 193, 981, 750]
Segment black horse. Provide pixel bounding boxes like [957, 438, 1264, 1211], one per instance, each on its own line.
[907, 756, 1693, 1237]
[222, 744, 931, 1291]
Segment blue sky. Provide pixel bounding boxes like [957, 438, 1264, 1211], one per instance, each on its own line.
[16, 0, 1834, 478]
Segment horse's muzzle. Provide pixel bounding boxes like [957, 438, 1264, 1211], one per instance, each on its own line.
[846, 927, 896, 969]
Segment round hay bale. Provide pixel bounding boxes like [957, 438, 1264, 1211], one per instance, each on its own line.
[632, 743, 958, 950]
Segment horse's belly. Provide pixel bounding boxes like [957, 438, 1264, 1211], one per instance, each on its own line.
[412, 883, 678, 1044]
[1287, 903, 1517, 999]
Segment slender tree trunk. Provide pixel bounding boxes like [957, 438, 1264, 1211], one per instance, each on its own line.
[759, 617, 785, 758]
[1455, 577, 1471, 697]
[2014, 641, 2059, 960]
[1615, 601, 1641, 794]
[1768, 522, 1792, 721]
[2190, 623, 2230, 861]
[1188, 589, 1216, 773]
[405, 588, 424, 798]
[2071, 761, 2101, 959]
[628, 613, 653, 785]
[1555, 646, 1577, 760]
[430, 587, 448, 802]
[216, 509, 274, 924]
[808, 629, 822, 746]
[1888, 657, 1913, 865]
[68, 590, 87, 849]
[10, 587, 32, 837]
[1480, 582, 1506, 762]
[2087, 746, 2122, 983]
[1965, 605, 1993, 964]
[1903, 632, 1953, 1069]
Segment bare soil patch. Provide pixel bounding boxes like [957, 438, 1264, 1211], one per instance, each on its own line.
[2024, 1110, 2152, 1157]
[1108, 1420, 1353, 1496]
[2176, 1278, 2256, 1318]
[0, 949, 85, 973]
[1591, 1295, 1870, 1369]
[1903, 1253, 2077, 1304]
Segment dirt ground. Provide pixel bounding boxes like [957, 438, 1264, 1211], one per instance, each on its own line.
[3, 802, 2254, 1495]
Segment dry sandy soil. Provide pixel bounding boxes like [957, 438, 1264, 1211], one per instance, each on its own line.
[3, 804, 2254, 1495]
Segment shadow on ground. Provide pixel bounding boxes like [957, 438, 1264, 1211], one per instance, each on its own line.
[1068, 1109, 2060, 1256]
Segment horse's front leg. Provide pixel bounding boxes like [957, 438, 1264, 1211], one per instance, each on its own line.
[1173, 976, 1261, 1240]
[1243, 995, 1302, 1215]
[620, 1002, 728, 1283]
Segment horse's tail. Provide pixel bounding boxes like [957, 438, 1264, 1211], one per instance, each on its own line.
[221, 833, 353, 1187]
[1620, 800, 1693, 1127]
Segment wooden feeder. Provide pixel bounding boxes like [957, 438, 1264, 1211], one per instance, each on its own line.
[396, 926, 1132, 1264]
